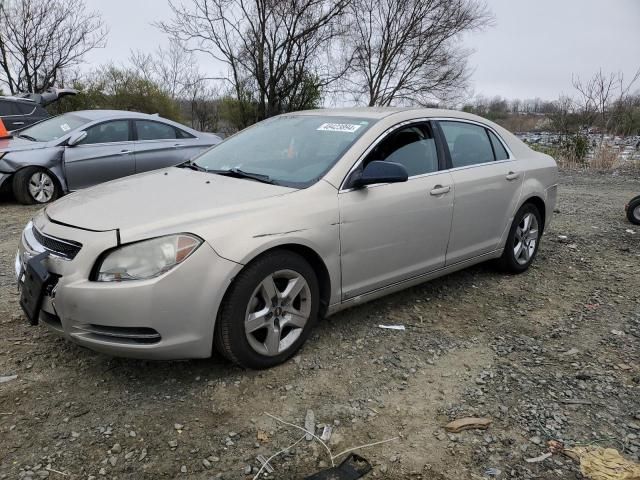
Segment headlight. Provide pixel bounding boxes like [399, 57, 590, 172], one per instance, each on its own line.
[96, 234, 202, 282]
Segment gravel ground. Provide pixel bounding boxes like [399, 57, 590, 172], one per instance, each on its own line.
[1, 170, 639, 480]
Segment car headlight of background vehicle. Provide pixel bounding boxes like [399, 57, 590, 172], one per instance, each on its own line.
[95, 234, 202, 282]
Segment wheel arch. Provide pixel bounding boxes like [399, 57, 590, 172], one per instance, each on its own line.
[224, 243, 333, 319]
[521, 195, 547, 233]
[12, 165, 65, 203]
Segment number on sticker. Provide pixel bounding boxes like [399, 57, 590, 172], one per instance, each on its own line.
[317, 123, 362, 133]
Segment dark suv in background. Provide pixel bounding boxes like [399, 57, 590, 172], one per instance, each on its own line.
[0, 88, 77, 131]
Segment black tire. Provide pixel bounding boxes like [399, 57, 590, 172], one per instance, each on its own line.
[12, 167, 61, 205]
[214, 250, 320, 369]
[497, 203, 543, 273]
[627, 196, 640, 225]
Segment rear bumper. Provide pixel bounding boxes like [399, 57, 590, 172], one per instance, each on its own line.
[17, 214, 242, 360]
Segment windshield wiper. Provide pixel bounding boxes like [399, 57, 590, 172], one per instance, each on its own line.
[211, 168, 275, 184]
[179, 160, 208, 172]
[17, 133, 37, 141]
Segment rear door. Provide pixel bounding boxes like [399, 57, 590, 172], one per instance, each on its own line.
[436, 120, 524, 265]
[64, 119, 136, 190]
[133, 120, 201, 173]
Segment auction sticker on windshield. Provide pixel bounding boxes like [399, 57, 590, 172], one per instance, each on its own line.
[60, 124, 71, 132]
[317, 123, 362, 133]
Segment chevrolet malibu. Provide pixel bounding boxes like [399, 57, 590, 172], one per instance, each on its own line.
[16, 108, 558, 369]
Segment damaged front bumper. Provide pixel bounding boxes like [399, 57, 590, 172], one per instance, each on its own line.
[0, 172, 11, 191]
[16, 212, 242, 360]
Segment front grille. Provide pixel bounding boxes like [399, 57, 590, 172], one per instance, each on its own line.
[32, 227, 82, 260]
[73, 324, 161, 345]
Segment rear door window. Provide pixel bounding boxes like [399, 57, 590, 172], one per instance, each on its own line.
[0, 100, 22, 116]
[135, 120, 178, 140]
[439, 121, 495, 168]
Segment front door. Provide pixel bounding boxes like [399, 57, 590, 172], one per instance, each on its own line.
[64, 120, 135, 190]
[339, 122, 454, 299]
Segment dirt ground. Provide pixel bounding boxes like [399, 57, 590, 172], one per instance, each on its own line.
[1, 170, 639, 480]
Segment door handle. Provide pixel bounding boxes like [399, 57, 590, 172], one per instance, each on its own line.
[506, 171, 520, 181]
[13, 121, 25, 125]
[430, 184, 451, 196]
[173, 143, 185, 148]
[119, 149, 132, 155]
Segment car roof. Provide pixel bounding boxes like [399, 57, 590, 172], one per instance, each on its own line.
[0, 95, 38, 104]
[292, 106, 491, 123]
[72, 110, 169, 121]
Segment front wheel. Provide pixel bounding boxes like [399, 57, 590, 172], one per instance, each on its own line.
[214, 250, 319, 369]
[627, 196, 640, 225]
[12, 167, 61, 204]
[497, 203, 542, 273]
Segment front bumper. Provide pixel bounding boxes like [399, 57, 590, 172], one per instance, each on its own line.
[0, 172, 10, 192]
[16, 213, 242, 360]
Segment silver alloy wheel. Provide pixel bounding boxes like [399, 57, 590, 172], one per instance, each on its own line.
[28, 171, 55, 203]
[513, 212, 539, 265]
[634, 204, 640, 222]
[244, 269, 311, 357]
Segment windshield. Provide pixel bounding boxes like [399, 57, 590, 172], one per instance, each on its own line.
[193, 115, 375, 187]
[19, 113, 90, 142]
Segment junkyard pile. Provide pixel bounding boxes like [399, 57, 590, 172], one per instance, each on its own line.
[1, 169, 639, 479]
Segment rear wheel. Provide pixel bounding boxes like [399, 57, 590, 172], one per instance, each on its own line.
[497, 203, 542, 273]
[214, 250, 319, 369]
[627, 196, 640, 225]
[12, 167, 60, 204]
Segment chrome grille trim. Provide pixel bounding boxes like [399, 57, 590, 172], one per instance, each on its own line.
[31, 225, 82, 260]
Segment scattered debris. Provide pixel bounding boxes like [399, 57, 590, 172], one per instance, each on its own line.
[561, 399, 593, 406]
[304, 454, 372, 480]
[304, 410, 315, 441]
[256, 430, 269, 443]
[0, 374, 18, 384]
[561, 347, 580, 356]
[625, 229, 635, 234]
[256, 455, 275, 474]
[563, 446, 640, 480]
[320, 426, 333, 442]
[377, 324, 406, 331]
[525, 452, 553, 463]
[484, 467, 501, 476]
[445, 417, 493, 433]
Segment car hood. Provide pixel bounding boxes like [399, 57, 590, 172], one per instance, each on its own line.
[0, 137, 52, 152]
[46, 167, 297, 234]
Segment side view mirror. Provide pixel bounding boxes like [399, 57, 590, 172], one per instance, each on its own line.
[351, 160, 408, 188]
[67, 130, 87, 147]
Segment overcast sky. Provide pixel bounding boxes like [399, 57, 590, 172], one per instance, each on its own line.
[84, 0, 640, 102]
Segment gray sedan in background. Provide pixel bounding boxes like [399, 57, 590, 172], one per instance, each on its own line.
[0, 110, 221, 204]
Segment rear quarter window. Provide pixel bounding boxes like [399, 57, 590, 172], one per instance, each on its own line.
[488, 130, 509, 160]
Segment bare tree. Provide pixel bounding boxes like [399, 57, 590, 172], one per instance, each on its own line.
[573, 68, 640, 134]
[342, 0, 492, 106]
[158, 0, 349, 126]
[130, 39, 204, 100]
[0, 0, 107, 94]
